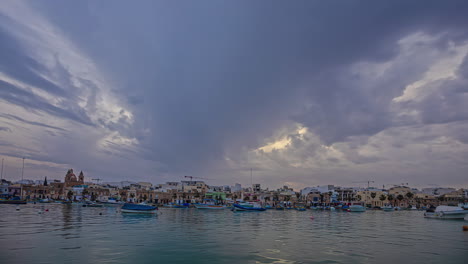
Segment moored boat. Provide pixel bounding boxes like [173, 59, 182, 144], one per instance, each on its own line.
[424, 206, 468, 219]
[295, 203, 306, 211]
[382, 205, 394, 212]
[348, 203, 366, 212]
[295, 206, 306, 211]
[121, 203, 158, 214]
[0, 197, 27, 204]
[275, 205, 285, 210]
[232, 202, 266, 212]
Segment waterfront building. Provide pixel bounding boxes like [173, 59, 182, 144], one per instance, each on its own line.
[421, 187, 456, 196]
[231, 183, 242, 192]
[356, 188, 388, 207]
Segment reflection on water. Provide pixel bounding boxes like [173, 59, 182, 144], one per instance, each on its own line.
[0, 204, 467, 264]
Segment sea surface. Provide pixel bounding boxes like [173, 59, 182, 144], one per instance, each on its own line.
[0, 204, 467, 264]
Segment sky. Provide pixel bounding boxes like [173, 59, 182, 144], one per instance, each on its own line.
[1, 0, 468, 190]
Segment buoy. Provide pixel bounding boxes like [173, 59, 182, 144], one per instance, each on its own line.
[310, 216, 314, 219]
[463, 226, 468, 231]
[45, 209, 49, 212]
[99, 213, 102, 215]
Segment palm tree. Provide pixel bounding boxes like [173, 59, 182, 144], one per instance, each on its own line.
[371, 192, 376, 199]
[67, 190, 73, 201]
[397, 194, 404, 206]
[379, 194, 386, 202]
[387, 194, 394, 206]
[405, 192, 414, 205]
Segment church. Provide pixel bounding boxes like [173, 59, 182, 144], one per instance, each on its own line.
[64, 169, 85, 187]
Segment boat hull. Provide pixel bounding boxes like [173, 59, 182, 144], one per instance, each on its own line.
[424, 211, 468, 219]
[121, 203, 158, 214]
[121, 209, 157, 214]
[0, 200, 27, 204]
[349, 205, 366, 212]
[232, 204, 266, 211]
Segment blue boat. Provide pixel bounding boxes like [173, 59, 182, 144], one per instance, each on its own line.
[121, 203, 158, 214]
[231, 202, 266, 212]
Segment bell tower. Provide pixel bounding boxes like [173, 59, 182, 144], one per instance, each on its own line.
[78, 171, 84, 183]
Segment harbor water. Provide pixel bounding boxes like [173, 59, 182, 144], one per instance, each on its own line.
[1, 204, 467, 263]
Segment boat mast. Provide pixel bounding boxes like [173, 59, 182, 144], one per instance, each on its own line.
[20, 157, 25, 199]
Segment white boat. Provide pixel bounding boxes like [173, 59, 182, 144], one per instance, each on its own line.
[424, 206, 468, 219]
[99, 198, 124, 205]
[349, 205, 366, 212]
[410, 205, 417, 210]
[348, 203, 366, 212]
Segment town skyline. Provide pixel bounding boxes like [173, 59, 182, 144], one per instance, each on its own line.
[0, 160, 465, 191]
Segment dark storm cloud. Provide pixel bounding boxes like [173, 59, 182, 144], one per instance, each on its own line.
[1, 0, 468, 185]
[0, 80, 94, 126]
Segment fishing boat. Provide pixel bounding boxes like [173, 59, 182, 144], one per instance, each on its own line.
[193, 199, 224, 209]
[0, 197, 27, 204]
[424, 206, 468, 219]
[275, 205, 285, 210]
[231, 202, 266, 212]
[382, 205, 394, 212]
[348, 203, 366, 212]
[121, 203, 158, 214]
[295, 203, 307, 211]
[264, 205, 273, 209]
[163, 203, 190, 208]
[295, 206, 306, 211]
[39, 198, 52, 203]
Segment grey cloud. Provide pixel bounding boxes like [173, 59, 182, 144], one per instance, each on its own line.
[0, 113, 67, 131]
[0, 26, 69, 98]
[1, 1, 468, 186]
[0, 80, 94, 126]
[0, 126, 12, 132]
